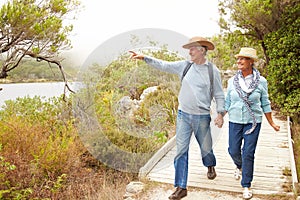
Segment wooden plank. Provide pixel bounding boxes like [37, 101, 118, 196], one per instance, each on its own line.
[148, 166, 289, 181]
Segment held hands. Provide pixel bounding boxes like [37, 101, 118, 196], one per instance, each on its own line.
[214, 114, 224, 128]
[129, 51, 144, 60]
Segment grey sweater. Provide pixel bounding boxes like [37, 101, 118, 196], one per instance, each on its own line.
[144, 56, 225, 115]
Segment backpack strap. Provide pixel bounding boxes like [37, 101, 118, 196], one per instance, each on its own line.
[207, 62, 214, 100]
[181, 62, 214, 100]
[181, 62, 193, 82]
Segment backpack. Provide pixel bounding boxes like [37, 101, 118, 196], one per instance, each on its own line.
[181, 62, 214, 100]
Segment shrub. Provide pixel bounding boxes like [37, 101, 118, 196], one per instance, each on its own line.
[0, 96, 83, 199]
[264, 3, 300, 122]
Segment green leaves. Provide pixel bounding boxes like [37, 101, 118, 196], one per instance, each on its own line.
[0, 0, 80, 78]
[264, 2, 300, 119]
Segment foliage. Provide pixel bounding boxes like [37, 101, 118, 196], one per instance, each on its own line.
[0, 94, 137, 199]
[76, 46, 182, 171]
[264, 2, 300, 121]
[217, 0, 297, 64]
[210, 33, 261, 70]
[218, 0, 285, 37]
[0, 96, 83, 199]
[0, 144, 17, 199]
[0, 0, 80, 79]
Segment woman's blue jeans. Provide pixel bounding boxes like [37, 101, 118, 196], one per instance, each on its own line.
[174, 110, 216, 189]
[228, 122, 261, 188]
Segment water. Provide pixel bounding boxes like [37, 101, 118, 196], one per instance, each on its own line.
[0, 82, 81, 107]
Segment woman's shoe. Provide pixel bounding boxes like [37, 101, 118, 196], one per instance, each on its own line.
[242, 187, 253, 199]
[234, 168, 242, 180]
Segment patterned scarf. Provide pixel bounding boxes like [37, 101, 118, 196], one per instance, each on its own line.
[233, 68, 260, 134]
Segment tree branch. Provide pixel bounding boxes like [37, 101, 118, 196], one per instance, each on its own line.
[26, 51, 76, 100]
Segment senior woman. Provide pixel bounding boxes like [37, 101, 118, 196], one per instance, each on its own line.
[224, 47, 280, 199]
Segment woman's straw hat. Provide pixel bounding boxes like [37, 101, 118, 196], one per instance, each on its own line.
[235, 47, 258, 61]
[182, 36, 215, 50]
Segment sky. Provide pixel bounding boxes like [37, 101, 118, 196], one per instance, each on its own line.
[69, 0, 221, 66]
[0, 0, 221, 66]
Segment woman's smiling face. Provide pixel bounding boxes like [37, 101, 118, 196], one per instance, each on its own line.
[236, 57, 253, 71]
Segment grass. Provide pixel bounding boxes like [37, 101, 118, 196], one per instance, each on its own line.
[0, 96, 136, 200]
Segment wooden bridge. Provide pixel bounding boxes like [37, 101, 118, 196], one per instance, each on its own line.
[139, 113, 298, 196]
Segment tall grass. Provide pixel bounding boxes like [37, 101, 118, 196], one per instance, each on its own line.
[0, 95, 137, 199]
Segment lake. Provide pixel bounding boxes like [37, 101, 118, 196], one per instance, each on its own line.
[0, 82, 81, 108]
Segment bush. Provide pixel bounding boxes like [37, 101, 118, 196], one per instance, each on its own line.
[264, 3, 300, 122]
[75, 48, 182, 172]
[0, 96, 83, 199]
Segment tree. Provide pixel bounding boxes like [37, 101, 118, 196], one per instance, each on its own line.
[210, 32, 260, 70]
[0, 0, 80, 92]
[218, 0, 295, 64]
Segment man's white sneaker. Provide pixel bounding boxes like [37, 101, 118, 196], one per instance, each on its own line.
[234, 168, 242, 180]
[242, 187, 253, 199]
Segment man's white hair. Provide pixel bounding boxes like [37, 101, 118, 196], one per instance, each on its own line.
[196, 46, 207, 55]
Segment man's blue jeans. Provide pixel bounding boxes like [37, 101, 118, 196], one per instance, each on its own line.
[228, 122, 261, 188]
[174, 110, 216, 189]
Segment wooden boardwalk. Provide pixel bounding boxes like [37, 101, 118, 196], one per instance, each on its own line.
[139, 114, 296, 195]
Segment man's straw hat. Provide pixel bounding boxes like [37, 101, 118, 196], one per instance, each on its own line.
[235, 47, 258, 61]
[182, 36, 215, 50]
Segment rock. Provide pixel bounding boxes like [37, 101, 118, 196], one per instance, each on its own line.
[140, 86, 158, 101]
[116, 86, 158, 119]
[123, 181, 144, 199]
[126, 181, 144, 193]
[116, 96, 136, 116]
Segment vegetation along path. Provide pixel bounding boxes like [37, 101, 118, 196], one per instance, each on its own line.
[139, 113, 297, 197]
